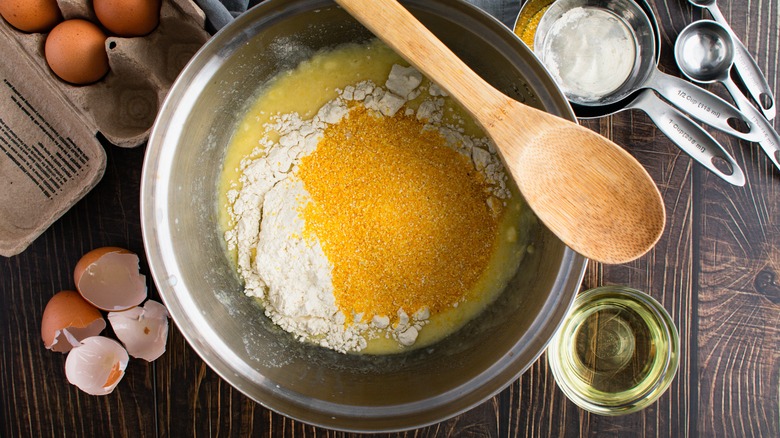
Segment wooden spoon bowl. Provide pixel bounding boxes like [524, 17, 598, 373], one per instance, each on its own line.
[335, 0, 665, 264]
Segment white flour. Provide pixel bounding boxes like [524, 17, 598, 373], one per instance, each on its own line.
[225, 64, 510, 353]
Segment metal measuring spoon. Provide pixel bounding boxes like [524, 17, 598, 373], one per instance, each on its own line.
[534, 0, 762, 143]
[676, 20, 780, 172]
[687, 0, 775, 120]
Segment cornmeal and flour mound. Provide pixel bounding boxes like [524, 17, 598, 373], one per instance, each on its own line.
[225, 63, 512, 353]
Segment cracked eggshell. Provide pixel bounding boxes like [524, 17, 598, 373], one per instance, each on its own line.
[65, 336, 129, 396]
[74, 247, 147, 311]
[41, 290, 106, 353]
[108, 300, 169, 362]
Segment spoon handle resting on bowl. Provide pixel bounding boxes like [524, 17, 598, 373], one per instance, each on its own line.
[335, 0, 666, 264]
[693, 3, 776, 120]
[626, 90, 745, 186]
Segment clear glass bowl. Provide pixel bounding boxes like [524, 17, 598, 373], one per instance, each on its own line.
[547, 286, 679, 415]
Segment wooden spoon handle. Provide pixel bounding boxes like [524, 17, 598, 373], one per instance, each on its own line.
[335, 0, 507, 120]
[335, 0, 666, 263]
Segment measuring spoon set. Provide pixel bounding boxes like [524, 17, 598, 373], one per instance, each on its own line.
[533, 0, 778, 185]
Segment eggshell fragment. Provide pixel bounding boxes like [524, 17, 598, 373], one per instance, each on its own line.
[65, 336, 129, 396]
[108, 300, 169, 362]
[74, 247, 147, 312]
[41, 290, 106, 353]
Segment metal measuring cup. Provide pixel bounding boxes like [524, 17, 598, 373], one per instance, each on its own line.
[534, 0, 761, 143]
[622, 89, 745, 185]
[526, 0, 747, 185]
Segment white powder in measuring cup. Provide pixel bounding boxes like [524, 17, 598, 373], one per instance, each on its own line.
[540, 6, 637, 103]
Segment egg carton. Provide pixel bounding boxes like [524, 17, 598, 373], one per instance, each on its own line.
[0, 0, 211, 257]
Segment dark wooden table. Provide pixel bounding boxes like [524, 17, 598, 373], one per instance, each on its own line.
[3, 0, 779, 436]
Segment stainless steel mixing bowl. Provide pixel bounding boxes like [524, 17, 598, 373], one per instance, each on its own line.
[141, 0, 586, 432]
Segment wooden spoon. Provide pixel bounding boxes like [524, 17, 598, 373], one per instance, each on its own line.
[334, 0, 665, 264]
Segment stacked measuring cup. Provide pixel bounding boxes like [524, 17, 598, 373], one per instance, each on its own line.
[515, 0, 778, 186]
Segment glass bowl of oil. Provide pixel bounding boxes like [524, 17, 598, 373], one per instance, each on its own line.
[547, 285, 679, 415]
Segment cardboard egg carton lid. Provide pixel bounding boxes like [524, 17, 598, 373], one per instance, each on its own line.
[0, 0, 210, 257]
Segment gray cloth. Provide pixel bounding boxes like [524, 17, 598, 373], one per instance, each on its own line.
[193, 0, 520, 33]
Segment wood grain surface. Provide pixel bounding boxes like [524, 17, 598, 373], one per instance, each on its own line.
[2, 0, 778, 436]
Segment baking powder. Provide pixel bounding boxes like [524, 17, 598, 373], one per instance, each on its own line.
[540, 6, 636, 103]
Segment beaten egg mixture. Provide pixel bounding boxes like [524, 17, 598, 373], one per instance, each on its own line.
[219, 40, 534, 354]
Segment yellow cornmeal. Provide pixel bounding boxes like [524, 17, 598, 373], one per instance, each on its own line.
[515, 6, 549, 49]
[219, 40, 532, 354]
[299, 105, 498, 319]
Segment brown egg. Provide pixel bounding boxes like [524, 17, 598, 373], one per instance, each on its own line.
[41, 290, 106, 353]
[74, 246, 147, 311]
[45, 20, 110, 85]
[0, 0, 62, 33]
[94, 0, 161, 37]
